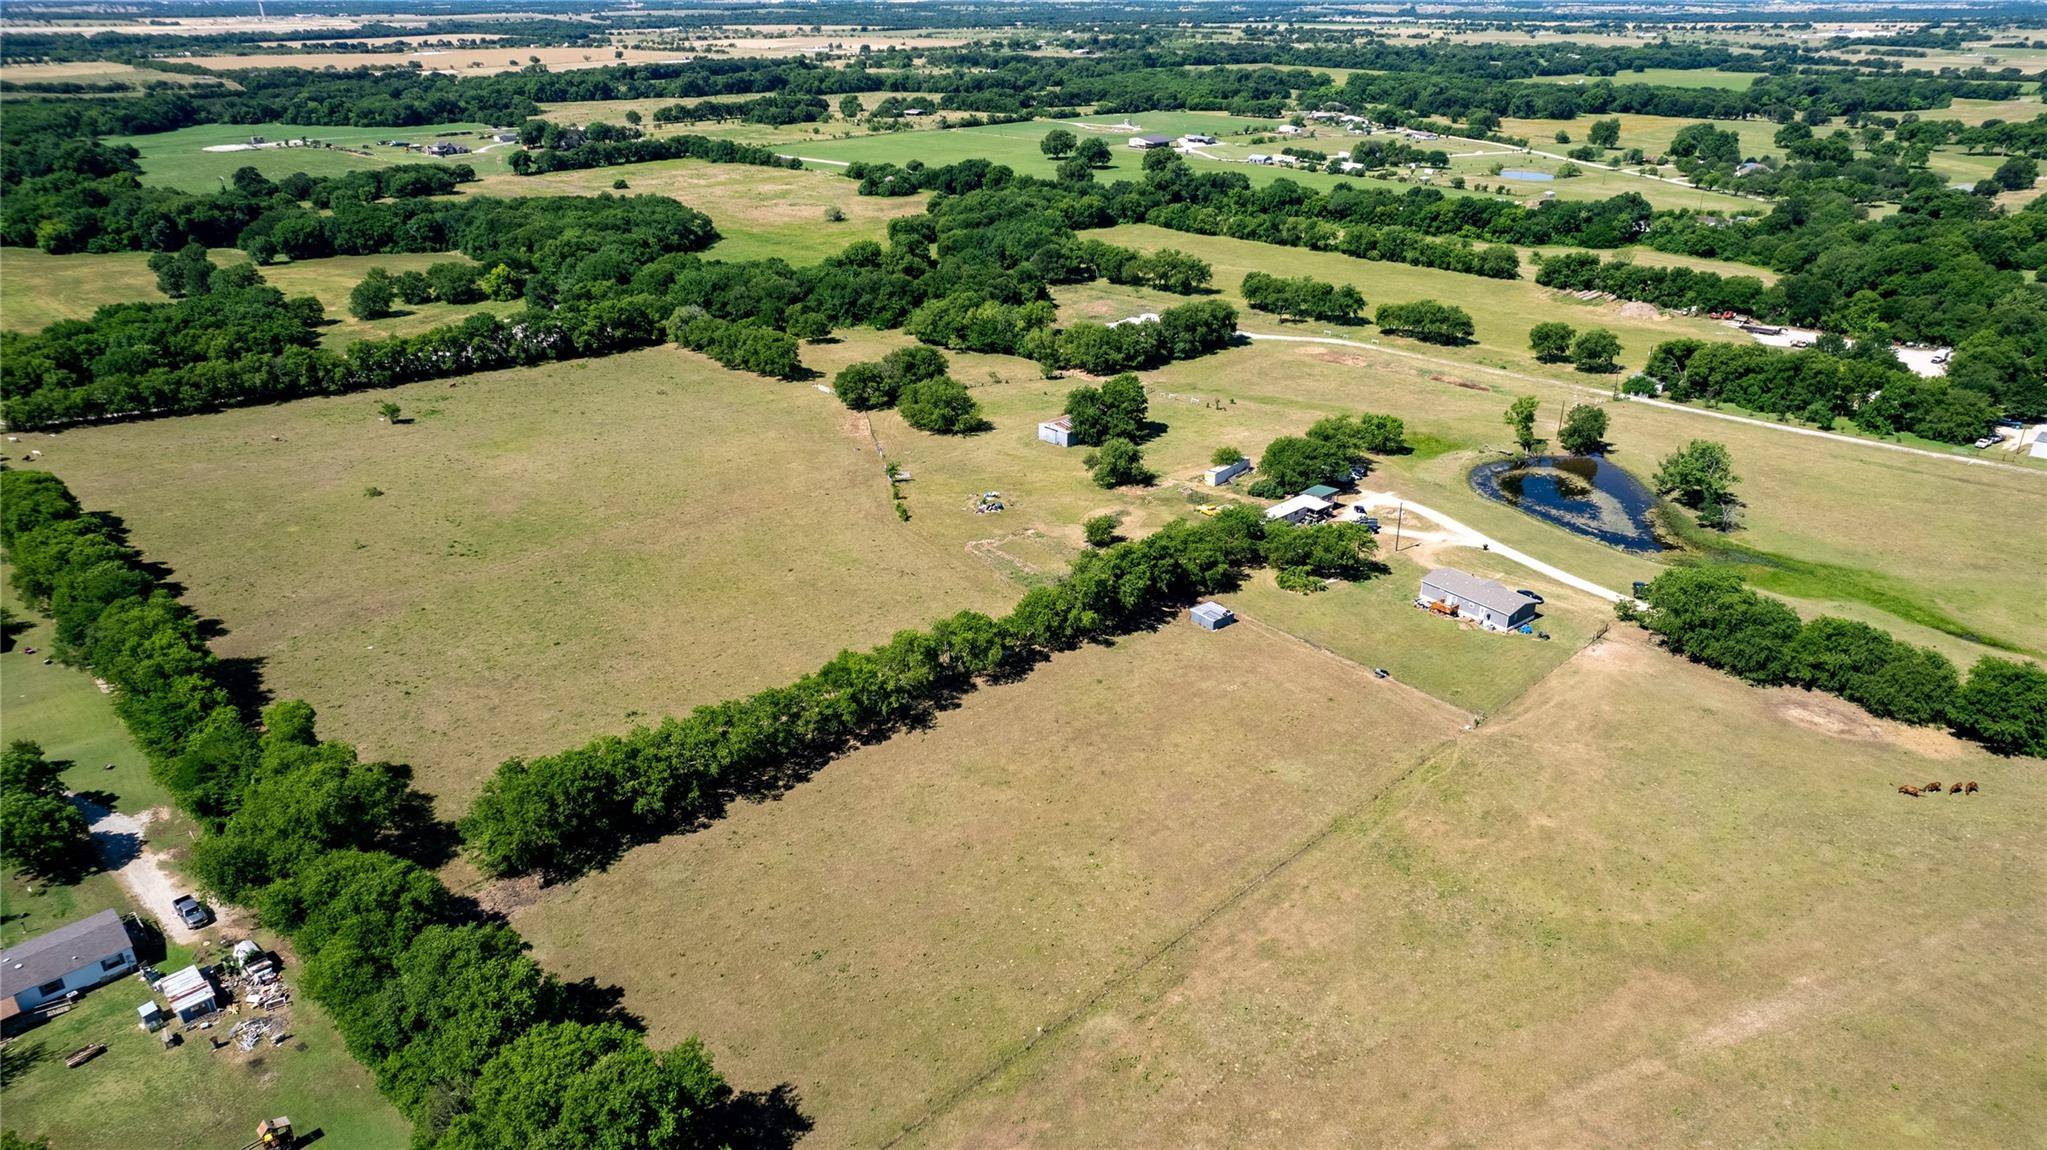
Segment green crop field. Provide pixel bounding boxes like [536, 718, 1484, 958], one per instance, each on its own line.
[901, 630, 2047, 1148]
[512, 616, 1470, 1148]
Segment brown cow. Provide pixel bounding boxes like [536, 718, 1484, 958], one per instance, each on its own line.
[1950, 782, 1964, 794]
[1898, 785, 1921, 796]
[1966, 781, 1979, 794]
[1924, 781, 1943, 793]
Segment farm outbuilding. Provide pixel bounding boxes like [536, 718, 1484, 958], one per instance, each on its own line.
[1204, 458, 1251, 486]
[1420, 568, 1539, 631]
[0, 910, 138, 1019]
[1190, 602, 1235, 630]
[1037, 415, 1075, 447]
[1129, 134, 1173, 149]
[157, 965, 218, 1022]
[1264, 493, 1333, 525]
[1301, 484, 1341, 501]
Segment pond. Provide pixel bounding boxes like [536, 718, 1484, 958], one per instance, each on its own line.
[1469, 454, 1669, 553]
[1499, 169, 1555, 181]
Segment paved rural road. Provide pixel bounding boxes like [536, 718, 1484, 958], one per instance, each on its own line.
[1241, 332, 2047, 477]
[1350, 491, 1634, 605]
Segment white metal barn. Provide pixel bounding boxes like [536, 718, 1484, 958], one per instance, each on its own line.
[1420, 568, 1539, 631]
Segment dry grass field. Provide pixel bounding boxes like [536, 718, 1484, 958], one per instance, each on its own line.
[902, 631, 2047, 1150]
[464, 160, 927, 263]
[25, 347, 1016, 808]
[511, 617, 1469, 1148]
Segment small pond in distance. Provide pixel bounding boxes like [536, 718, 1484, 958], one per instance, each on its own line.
[1499, 169, 1555, 181]
[1469, 454, 1669, 553]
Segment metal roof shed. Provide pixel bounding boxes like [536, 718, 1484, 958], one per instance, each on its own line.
[158, 965, 218, 1021]
[1264, 493, 1333, 524]
[1190, 602, 1235, 630]
[1301, 484, 1341, 500]
[1420, 567, 1539, 631]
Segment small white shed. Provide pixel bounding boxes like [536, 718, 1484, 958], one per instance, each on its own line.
[1190, 602, 1235, 630]
[1203, 458, 1251, 486]
[1038, 415, 1074, 447]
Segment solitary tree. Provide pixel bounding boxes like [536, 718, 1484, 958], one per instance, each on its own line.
[1588, 118, 1621, 148]
[623, 109, 643, 126]
[1504, 394, 1543, 454]
[1074, 136, 1113, 168]
[348, 268, 397, 320]
[1570, 328, 1623, 373]
[840, 94, 865, 119]
[1558, 404, 1609, 455]
[1654, 439, 1738, 527]
[1529, 321, 1576, 363]
[1085, 438, 1154, 487]
[1083, 514, 1119, 547]
[1039, 127, 1077, 158]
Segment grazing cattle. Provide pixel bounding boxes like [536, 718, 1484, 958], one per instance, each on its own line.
[1898, 785, 1921, 796]
[1966, 781, 1979, 794]
[1950, 782, 1964, 794]
[1924, 781, 1942, 793]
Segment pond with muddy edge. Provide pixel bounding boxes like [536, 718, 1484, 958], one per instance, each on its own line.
[1469, 454, 1668, 553]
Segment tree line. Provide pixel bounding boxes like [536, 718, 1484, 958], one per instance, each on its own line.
[1626, 567, 2046, 758]
[0, 469, 762, 1148]
[1637, 337, 2018, 445]
[461, 501, 1388, 879]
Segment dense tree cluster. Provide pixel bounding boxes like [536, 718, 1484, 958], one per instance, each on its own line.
[1628, 567, 2047, 757]
[1062, 373, 1151, 445]
[1374, 299, 1475, 344]
[1246, 411, 1402, 497]
[1242, 271, 1366, 322]
[0, 740, 93, 879]
[0, 470, 745, 1148]
[666, 308, 802, 378]
[1639, 338, 2011, 443]
[514, 126, 802, 176]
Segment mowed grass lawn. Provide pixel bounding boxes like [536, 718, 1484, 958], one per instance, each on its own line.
[1, 969, 411, 1150]
[512, 616, 1468, 1148]
[23, 347, 1017, 809]
[1231, 543, 1611, 717]
[906, 631, 2047, 1148]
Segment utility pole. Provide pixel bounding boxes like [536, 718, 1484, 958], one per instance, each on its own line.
[1394, 501, 1404, 553]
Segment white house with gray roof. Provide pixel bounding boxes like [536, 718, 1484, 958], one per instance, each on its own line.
[1420, 567, 1539, 631]
[1, 909, 138, 1016]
